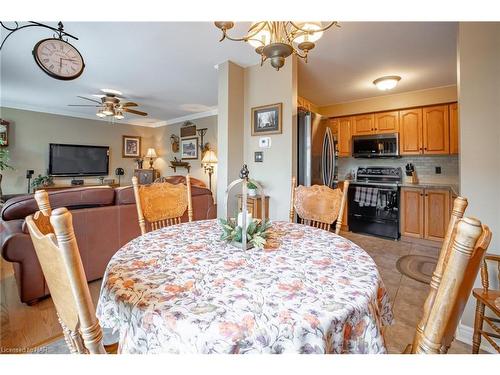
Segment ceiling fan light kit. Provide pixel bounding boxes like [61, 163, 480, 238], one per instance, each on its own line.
[68, 90, 148, 121]
[214, 21, 339, 71]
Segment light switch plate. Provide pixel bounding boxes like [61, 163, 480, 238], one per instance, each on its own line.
[259, 137, 271, 148]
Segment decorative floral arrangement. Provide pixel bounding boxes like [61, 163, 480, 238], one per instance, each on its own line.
[218, 217, 272, 249]
[31, 174, 54, 189]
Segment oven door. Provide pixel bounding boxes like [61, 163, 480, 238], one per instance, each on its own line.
[348, 183, 400, 239]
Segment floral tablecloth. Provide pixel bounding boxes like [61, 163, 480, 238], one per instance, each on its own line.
[96, 220, 393, 354]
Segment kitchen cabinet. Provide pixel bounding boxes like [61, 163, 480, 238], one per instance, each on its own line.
[401, 187, 450, 241]
[374, 111, 400, 134]
[423, 105, 449, 154]
[352, 114, 375, 135]
[400, 108, 423, 155]
[337, 117, 352, 157]
[424, 189, 450, 241]
[449, 103, 459, 154]
[400, 188, 425, 238]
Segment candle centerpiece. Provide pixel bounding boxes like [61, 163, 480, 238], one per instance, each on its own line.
[220, 164, 270, 249]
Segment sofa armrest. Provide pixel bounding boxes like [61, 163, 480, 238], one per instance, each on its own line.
[1, 219, 26, 262]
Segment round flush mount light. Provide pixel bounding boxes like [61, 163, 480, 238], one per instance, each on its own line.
[373, 75, 401, 91]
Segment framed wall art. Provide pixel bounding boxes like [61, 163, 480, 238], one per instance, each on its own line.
[122, 135, 141, 158]
[0, 120, 9, 146]
[251, 103, 282, 136]
[181, 137, 199, 160]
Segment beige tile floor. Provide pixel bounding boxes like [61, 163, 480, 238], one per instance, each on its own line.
[342, 231, 474, 354]
[1, 231, 476, 353]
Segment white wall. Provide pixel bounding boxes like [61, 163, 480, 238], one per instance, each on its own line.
[243, 58, 297, 221]
[0, 107, 155, 194]
[457, 22, 500, 348]
[153, 115, 217, 195]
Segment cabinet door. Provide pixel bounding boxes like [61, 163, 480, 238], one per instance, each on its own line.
[352, 114, 375, 136]
[337, 117, 352, 157]
[374, 111, 399, 134]
[400, 188, 425, 238]
[449, 103, 459, 154]
[400, 108, 423, 155]
[423, 105, 450, 154]
[330, 118, 339, 135]
[424, 189, 450, 241]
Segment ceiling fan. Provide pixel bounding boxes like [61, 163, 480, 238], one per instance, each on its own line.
[68, 89, 148, 120]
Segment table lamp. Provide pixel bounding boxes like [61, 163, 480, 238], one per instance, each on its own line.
[201, 149, 218, 191]
[145, 148, 157, 169]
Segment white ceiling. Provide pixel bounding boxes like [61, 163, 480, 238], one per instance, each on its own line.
[1, 22, 458, 125]
[299, 22, 458, 105]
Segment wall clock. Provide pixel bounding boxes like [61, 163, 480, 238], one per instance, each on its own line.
[32, 37, 85, 80]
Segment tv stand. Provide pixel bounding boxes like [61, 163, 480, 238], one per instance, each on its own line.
[35, 182, 120, 192]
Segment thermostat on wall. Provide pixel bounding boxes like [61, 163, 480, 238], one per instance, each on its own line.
[259, 137, 271, 148]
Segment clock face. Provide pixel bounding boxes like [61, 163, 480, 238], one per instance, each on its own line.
[33, 38, 85, 80]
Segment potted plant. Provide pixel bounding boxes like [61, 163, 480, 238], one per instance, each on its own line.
[219, 217, 272, 249]
[0, 139, 14, 200]
[247, 180, 258, 196]
[31, 174, 54, 190]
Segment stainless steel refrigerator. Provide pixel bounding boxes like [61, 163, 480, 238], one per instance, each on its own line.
[297, 110, 338, 187]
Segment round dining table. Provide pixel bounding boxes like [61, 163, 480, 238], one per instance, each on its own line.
[96, 219, 393, 354]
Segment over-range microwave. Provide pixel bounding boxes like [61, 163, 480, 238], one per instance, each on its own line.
[352, 133, 400, 158]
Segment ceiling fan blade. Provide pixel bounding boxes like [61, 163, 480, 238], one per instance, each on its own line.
[77, 96, 102, 104]
[123, 108, 148, 116]
[121, 102, 138, 107]
[68, 104, 101, 107]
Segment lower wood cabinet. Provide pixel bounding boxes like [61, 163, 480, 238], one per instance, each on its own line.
[401, 187, 450, 241]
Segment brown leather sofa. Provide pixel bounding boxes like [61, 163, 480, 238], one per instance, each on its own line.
[0, 177, 216, 305]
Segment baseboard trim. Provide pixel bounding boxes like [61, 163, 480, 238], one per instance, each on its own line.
[456, 322, 496, 354]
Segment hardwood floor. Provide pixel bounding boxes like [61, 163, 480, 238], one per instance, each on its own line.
[0, 231, 477, 353]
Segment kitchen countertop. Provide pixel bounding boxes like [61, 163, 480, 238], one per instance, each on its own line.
[341, 179, 459, 196]
[399, 182, 459, 196]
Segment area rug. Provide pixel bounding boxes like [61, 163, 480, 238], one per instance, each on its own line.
[396, 255, 438, 285]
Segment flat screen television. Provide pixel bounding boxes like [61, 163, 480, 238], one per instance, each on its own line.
[49, 143, 109, 176]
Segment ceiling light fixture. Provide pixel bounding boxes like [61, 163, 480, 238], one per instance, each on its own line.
[373, 75, 401, 91]
[214, 21, 339, 71]
[96, 110, 106, 118]
[114, 110, 124, 120]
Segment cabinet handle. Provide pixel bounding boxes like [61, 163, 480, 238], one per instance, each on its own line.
[424, 147, 427, 150]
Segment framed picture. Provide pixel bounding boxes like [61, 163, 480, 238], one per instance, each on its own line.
[122, 135, 141, 158]
[181, 137, 199, 160]
[251, 103, 282, 136]
[0, 120, 9, 146]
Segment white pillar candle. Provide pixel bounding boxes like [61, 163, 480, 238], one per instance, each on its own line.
[237, 211, 252, 229]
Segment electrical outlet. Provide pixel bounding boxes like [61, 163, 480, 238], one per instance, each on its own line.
[435, 166, 441, 174]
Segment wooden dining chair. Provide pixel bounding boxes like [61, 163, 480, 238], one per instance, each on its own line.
[409, 196, 468, 352]
[289, 177, 349, 234]
[25, 190, 117, 354]
[132, 174, 193, 235]
[405, 215, 492, 354]
[472, 253, 500, 353]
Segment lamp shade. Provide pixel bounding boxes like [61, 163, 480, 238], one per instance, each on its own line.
[202, 149, 218, 164]
[145, 148, 157, 158]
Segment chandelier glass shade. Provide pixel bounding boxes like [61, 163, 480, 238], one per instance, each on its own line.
[215, 21, 339, 70]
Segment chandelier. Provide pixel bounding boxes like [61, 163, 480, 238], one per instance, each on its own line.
[214, 21, 339, 70]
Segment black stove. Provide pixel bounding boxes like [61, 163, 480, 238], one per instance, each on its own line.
[348, 167, 402, 240]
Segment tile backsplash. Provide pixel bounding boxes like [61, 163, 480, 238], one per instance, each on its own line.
[338, 155, 459, 184]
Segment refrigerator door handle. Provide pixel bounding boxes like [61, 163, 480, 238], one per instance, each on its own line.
[321, 127, 335, 187]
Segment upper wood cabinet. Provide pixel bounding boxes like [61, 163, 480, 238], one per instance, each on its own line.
[449, 103, 459, 154]
[374, 111, 399, 134]
[337, 117, 352, 157]
[423, 105, 449, 154]
[352, 114, 375, 136]
[400, 108, 423, 155]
